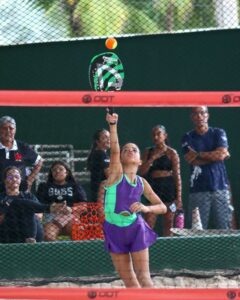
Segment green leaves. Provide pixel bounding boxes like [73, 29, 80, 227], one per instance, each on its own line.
[0, 0, 236, 45]
[73, 0, 128, 36]
[0, 0, 69, 45]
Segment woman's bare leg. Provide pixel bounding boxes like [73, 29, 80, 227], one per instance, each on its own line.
[64, 220, 72, 237]
[131, 248, 154, 287]
[44, 222, 61, 241]
[110, 252, 141, 288]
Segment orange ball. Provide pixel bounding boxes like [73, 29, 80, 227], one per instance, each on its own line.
[105, 37, 118, 50]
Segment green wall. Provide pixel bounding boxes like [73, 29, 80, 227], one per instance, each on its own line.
[0, 29, 239, 281]
[1, 236, 240, 281]
[0, 29, 239, 222]
[0, 29, 240, 91]
[0, 106, 238, 226]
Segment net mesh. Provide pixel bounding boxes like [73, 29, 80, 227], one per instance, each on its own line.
[1, 1, 240, 296]
[0, 91, 239, 290]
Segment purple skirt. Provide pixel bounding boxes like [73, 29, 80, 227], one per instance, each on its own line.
[103, 215, 157, 254]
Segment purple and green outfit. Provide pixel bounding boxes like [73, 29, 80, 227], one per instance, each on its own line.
[103, 174, 157, 253]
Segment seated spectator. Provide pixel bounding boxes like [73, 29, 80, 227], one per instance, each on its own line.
[0, 166, 65, 243]
[87, 129, 110, 202]
[36, 161, 87, 241]
[0, 115, 44, 241]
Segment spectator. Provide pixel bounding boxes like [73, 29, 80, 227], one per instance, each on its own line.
[181, 106, 231, 229]
[0, 166, 65, 243]
[139, 125, 182, 236]
[0, 115, 44, 241]
[36, 161, 87, 241]
[87, 129, 110, 201]
[0, 115, 43, 192]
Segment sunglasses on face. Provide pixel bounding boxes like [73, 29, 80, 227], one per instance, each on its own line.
[6, 175, 21, 181]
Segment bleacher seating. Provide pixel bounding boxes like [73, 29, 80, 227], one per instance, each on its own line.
[31, 144, 90, 190]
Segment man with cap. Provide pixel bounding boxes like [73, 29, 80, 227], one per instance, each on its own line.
[0, 115, 43, 192]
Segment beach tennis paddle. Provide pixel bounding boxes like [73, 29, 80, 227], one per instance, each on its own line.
[89, 52, 124, 115]
[89, 52, 125, 92]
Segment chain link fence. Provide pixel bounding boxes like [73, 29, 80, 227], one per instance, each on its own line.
[0, 0, 239, 46]
[0, 1, 240, 288]
[0, 105, 239, 288]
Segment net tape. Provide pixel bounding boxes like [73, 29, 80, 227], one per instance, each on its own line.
[0, 90, 240, 107]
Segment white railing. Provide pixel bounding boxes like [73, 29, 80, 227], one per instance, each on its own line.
[31, 144, 90, 189]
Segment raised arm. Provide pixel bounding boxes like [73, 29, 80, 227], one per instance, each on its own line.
[27, 158, 44, 191]
[105, 112, 123, 185]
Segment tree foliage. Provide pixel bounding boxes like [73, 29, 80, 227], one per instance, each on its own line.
[0, 0, 238, 45]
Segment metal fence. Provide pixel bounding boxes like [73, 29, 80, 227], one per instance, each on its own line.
[0, 0, 239, 46]
[0, 1, 240, 288]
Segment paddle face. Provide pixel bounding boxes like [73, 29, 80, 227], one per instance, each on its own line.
[89, 52, 124, 91]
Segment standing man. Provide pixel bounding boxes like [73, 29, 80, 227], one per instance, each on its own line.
[0, 116, 43, 192]
[181, 106, 231, 229]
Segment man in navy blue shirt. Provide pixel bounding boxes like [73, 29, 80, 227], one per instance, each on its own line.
[181, 106, 231, 229]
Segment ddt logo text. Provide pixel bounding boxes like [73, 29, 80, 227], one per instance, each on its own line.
[88, 290, 119, 298]
[222, 94, 240, 104]
[82, 95, 114, 104]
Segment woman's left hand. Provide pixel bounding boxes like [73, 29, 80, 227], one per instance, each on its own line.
[130, 202, 149, 214]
